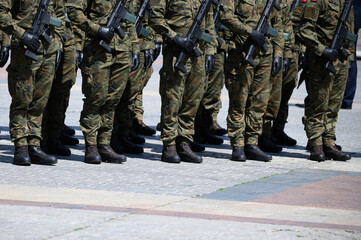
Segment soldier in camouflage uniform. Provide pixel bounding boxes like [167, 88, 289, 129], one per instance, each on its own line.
[42, 0, 79, 156]
[150, 0, 217, 164]
[221, 0, 283, 162]
[0, 0, 63, 166]
[299, 0, 354, 161]
[272, 0, 299, 147]
[113, 1, 157, 154]
[67, 0, 140, 164]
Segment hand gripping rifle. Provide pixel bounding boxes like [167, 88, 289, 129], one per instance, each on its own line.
[174, 0, 216, 74]
[245, 0, 280, 67]
[135, 0, 151, 38]
[99, 0, 129, 53]
[325, 0, 357, 74]
[25, 0, 62, 61]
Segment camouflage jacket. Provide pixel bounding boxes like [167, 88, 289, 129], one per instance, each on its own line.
[299, 0, 354, 59]
[66, 0, 140, 53]
[149, 0, 217, 55]
[220, 0, 284, 58]
[0, 0, 63, 54]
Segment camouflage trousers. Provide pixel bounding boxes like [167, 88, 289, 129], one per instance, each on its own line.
[303, 53, 348, 147]
[202, 51, 225, 122]
[225, 49, 272, 147]
[262, 57, 283, 137]
[131, 59, 153, 122]
[115, 52, 153, 136]
[80, 45, 131, 146]
[43, 41, 77, 139]
[159, 48, 206, 146]
[196, 51, 225, 132]
[273, 52, 298, 130]
[7, 46, 56, 147]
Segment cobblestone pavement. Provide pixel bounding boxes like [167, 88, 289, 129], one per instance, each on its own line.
[0, 59, 360, 240]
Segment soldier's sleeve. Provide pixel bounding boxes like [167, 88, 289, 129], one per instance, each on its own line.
[0, 0, 26, 40]
[53, 0, 66, 45]
[72, 24, 85, 51]
[299, 0, 325, 56]
[346, 4, 355, 61]
[204, 5, 217, 55]
[271, 9, 284, 58]
[219, 0, 253, 38]
[149, 0, 178, 41]
[66, 0, 100, 36]
[126, 1, 140, 54]
[283, 2, 294, 59]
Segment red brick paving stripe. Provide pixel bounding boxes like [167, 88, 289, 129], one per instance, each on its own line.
[253, 175, 361, 211]
[1, 199, 361, 231]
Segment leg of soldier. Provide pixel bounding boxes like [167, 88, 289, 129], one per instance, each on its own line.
[98, 51, 131, 146]
[133, 66, 153, 122]
[322, 60, 348, 147]
[117, 52, 145, 138]
[245, 53, 273, 145]
[225, 49, 250, 148]
[304, 54, 333, 148]
[45, 43, 76, 138]
[272, 52, 298, 146]
[274, 53, 298, 130]
[259, 56, 283, 153]
[202, 51, 226, 136]
[8, 47, 56, 146]
[9, 46, 57, 166]
[80, 47, 114, 146]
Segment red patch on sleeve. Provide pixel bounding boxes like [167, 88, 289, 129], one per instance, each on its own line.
[301, 0, 306, 2]
[311, 0, 317, 1]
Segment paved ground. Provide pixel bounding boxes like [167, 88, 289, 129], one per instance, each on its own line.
[0, 54, 360, 239]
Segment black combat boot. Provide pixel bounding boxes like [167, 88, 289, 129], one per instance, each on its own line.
[110, 134, 125, 154]
[133, 119, 156, 136]
[28, 146, 57, 165]
[190, 141, 205, 152]
[129, 130, 145, 144]
[258, 135, 282, 153]
[201, 130, 223, 145]
[84, 145, 101, 164]
[161, 145, 181, 163]
[60, 132, 79, 146]
[272, 128, 297, 146]
[309, 146, 326, 162]
[63, 124, 75, 136]
[245, 144, 272, 162]
[324, 145, 351, 161]
[177, 142, 203, 163]
[210, 121, 227, 136]
[46, 137, 71, 156]
[231, 146, 246, 162]
[119, 136, 144, 154]
[98, 145, 126, 164]
[13, 146, 31, 166]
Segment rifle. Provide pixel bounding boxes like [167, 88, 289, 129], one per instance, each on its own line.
[174, 0, 215, 74]
[99, 0, 128, 53]
[213, 0, 229, 46]
[135, 0, 150, 38]
[25, 0, 62, 61]
[325, 0, 357, 74]
[245, 0, 280, 67]
[290, 0, 300, 14]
